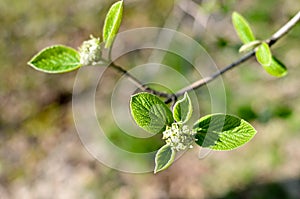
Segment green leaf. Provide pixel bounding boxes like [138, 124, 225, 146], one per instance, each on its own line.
[173, 92, 192, 123]
[193, 113, 257, 150]
[262, 56, 288, 77]
[239, 40, 261, 53]
[103, 0, 123, 48]
[256, 42, 272, 66]
[255, 43, 287, 77]
[28, 45, 81, 73]
[232, 12, 256, 44]
[130, 92, 174, 134]
[154, 144, 175, 173]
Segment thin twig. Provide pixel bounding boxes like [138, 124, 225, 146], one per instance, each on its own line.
[164, 10, 300, 103]
[269, 11, 300, 45]
[164, 51, 255, 103]
[110, 11, 300, 103]
[110, 62, 171, 98]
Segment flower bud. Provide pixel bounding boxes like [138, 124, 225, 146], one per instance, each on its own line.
[163, 123, 196, 151]
[79, 35, 102, 66]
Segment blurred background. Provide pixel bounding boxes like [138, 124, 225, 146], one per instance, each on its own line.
[1, 0, 300, 198]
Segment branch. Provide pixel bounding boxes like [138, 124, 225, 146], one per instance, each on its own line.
[110, 62, 171, 98]
[269, 11, 300, 45]
[109, 11, 300, 104]
[164, 10, 300, 104]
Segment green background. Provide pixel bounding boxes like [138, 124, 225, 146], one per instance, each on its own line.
[0, 0, 300, 198]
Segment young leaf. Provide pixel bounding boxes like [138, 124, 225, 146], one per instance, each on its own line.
[232, 12, 256, 44]
[130, 92, 174, 134]
[193, 113, 256, 150]
[28, 45, 81, 73]
[262, 56, 288, 77]
[173, 92, 192, 124]
[103, 0, 123, 48]
[256, 42, 272, 66]
[154, 144, 176, 173]
[239, 40, 261, 53]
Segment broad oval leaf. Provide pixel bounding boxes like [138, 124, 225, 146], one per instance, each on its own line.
[262, 56, 288, 77]
[130, 92, 174, 134]
[28, 45, 81, 73]
[154, 144, 175, 173]
[193, 113, 256, 150]
[232, 12, 256, 44]
[173, 92, 192, 123]
[256, 42, 272, 66]
[239, 40, 261, 53]
[103, 0, 123, 48]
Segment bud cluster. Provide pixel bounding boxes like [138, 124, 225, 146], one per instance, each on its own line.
[79, 35, 102, 66]
[163, 123, 197, 151]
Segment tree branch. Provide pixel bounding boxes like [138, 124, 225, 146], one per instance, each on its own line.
[164, 10, 300, 103]
[110, 62, 172, 98]
[269, 11, 300, 45]
[110, 11, 300, 104]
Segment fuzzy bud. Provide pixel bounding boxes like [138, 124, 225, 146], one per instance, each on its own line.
[163, 123, 196, 151]
[79, 35, 102, 66]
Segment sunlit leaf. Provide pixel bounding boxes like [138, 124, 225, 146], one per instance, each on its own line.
[154, 144, 175, 173]
[103, 0, 123, 48]
[256, 42, 272, 66]
[130, 92, 173, 134]
[173, 92, 192, 124]
[262, 56, 288, 77]
[232, 12, 256, 44]
[193, 114, 257, 150]
[28, 45, 81, 73]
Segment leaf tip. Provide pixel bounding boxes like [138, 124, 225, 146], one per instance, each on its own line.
[102, 0, 124, 48]
[232, 11, 255, 44]
[232, 11, 238, 18]
[27, 60, 33, 67]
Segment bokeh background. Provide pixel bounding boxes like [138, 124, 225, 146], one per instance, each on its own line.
[1, 0, 300, 198]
